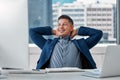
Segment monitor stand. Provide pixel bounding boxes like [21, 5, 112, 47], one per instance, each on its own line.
[0, 75, 7, 79]
[0, 67, 20, 79]
[0, 69, 7, 79]
[0, 67, 23, 75]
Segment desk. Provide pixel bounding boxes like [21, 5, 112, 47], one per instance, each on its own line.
[1, 72, 120, 80]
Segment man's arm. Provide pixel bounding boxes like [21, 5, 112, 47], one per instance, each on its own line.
[73, 26, 103, 49]
[29, 26, 53, 49]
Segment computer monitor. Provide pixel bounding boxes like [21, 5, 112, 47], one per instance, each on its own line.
[0, 0, 29, 69]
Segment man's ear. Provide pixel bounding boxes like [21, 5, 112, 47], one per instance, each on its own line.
[70, 25, 74, 31]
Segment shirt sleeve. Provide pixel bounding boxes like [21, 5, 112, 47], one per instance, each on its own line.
[29, 26, 53, 49]
[77, 26, 103, 49]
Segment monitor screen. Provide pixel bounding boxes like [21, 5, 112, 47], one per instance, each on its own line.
[0, 0, 29, 69]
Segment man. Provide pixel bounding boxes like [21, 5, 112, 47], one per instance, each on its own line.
[30, 15, 103, 70]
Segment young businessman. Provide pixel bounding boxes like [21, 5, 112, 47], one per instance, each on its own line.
[30, 15, 103, 70]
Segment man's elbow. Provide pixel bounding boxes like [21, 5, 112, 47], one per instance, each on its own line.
[29, 28, 35, 36]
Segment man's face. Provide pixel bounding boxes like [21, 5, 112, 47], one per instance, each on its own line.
[57, 19, 73, 37]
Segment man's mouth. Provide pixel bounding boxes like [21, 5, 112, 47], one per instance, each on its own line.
[58, 30, 65, 33]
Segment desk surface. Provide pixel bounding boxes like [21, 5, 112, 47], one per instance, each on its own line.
[1, 72, 120, 80]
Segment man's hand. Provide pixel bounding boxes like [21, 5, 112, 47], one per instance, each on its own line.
[70, 29, 78, 38]
[52, 29, 61, 37]
[52, 29, 56, 35]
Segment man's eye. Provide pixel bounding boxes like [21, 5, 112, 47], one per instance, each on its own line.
[57, 23, 68, 26]
[63, 24, 67, 26]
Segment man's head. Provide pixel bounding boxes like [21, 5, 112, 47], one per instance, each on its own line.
[57, 15, 74, 37]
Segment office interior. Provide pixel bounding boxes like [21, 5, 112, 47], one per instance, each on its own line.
[0, 0, 120, 80]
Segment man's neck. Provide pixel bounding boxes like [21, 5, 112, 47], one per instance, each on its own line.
[60, 35, 71, 39]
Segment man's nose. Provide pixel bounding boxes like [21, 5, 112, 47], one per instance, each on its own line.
[59, 24, 64, 29]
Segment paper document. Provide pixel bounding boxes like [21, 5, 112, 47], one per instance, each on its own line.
[45, 67, 84, 73]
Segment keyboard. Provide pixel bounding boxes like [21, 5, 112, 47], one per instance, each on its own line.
[2, 67, 84, 74]
[45, 67, 85, 73]
[6, 69, 46, 74]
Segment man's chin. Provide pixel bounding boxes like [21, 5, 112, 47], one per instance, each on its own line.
[59, 34, 68, 38]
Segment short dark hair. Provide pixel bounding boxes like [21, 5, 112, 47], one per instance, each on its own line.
[58, 15, 74, 25]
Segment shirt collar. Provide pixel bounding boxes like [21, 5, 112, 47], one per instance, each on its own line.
[59, 35, 71, 40]
[58, 35, 71, 44]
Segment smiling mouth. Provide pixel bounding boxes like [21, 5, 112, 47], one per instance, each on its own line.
[58, 30, 65, 33]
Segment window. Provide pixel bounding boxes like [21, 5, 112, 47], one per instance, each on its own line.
[28, 0, 118, 44]
[28, 0, 53, 43]
[52, 0, 117, 44]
